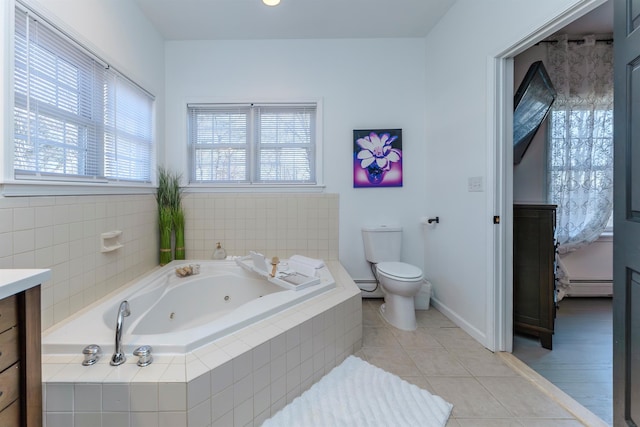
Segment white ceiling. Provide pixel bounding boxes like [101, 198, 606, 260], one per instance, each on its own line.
[133, 0, 458, 40]
[558, 0, 613, 35]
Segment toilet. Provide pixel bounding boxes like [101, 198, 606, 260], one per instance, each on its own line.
[362, 226, 423, 331]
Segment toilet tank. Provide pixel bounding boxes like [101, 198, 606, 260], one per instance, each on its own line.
[361, 226, 402, 263]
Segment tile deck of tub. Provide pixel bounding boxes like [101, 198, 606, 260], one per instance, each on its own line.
[42, 260, 362, 427]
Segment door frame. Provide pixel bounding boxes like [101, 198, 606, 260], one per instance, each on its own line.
[492, 0, 608, 352]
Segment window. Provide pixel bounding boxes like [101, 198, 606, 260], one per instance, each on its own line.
[547, 107, 614, 248]
[188, 103, 317, 185]
[13, 4, 154, 184]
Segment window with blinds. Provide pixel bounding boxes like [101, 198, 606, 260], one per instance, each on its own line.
[13, 4, 154, 184]
[188, 104, 316, 184]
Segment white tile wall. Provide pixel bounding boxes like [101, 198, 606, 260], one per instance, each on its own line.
[1, 192, 339, 332]
[183, 193, 339, 261]
[0, 194, 157, 330]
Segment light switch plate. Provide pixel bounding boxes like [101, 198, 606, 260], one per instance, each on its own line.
[468, 176, 484, 192]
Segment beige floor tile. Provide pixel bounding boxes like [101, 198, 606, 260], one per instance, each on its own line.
[427, 376, 511, 419]
[448, 347, 520, 377]
[390, 327, 445, 349]
[415, 308, 457, 328]
[429, 327, 486, 350]
[362, 305, 387, 328]
[362, 326, 400, 348]
[456, 419, 524, 426]
[352, 349, 367, 360]
[445, 418, 462, 426]
[398, 375, 434, 393]
[355, 299, 600, 426]
[517, 420, 587, 427]
[361, 346, 422, 377]
[406, 348, 471, 377]
[478, 376, 575, 419]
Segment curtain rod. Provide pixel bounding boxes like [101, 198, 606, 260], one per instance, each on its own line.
[537, 38, 613, 45]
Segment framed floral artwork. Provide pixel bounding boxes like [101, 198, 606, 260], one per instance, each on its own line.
[353, 129, 403, 187]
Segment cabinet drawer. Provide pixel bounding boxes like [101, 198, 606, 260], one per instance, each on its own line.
[0, 363, 19, 413]
[0, 328, 18, 374]
[0, 297, 17, 334]
[0, 398, 19, 427]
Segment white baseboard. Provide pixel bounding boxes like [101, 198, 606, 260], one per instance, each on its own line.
[430, 297, 489, 348]
[566, 280, 613, 297]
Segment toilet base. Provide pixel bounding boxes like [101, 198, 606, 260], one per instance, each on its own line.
[379, 295, 417, 331]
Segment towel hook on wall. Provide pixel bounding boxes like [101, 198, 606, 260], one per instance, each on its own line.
[427, 217, 439, 224]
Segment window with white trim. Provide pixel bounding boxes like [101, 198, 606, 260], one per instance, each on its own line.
[188, 103, 316, 184]
[13, 4, 154, 184]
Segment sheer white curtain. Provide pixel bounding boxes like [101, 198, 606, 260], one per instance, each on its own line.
[546, 34, 614, 255]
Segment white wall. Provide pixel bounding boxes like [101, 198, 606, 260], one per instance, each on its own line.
[165, 39, 429, 282]
[0, 0, 166, 328]
[422, 0, 596, 349]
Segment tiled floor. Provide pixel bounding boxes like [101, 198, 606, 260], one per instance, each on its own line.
[513, 297, 613, 426]
[356, 298, 608, 427]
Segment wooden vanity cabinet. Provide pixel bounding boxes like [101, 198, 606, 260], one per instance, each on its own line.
[513, 204, 557, 350]
[0, 287, 41, 427]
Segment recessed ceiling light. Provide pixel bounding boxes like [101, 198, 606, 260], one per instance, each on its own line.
[263, 0, 280, 6]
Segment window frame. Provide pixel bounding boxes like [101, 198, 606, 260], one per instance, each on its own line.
[186, 100, 324, 192]
[3, 1, 156, 197]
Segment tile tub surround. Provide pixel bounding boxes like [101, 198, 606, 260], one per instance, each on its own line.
[42, 261, 362, 427]
[0, 192, 338, 333]
[0, 194, 158, 330]
[182, 193, 339, 262]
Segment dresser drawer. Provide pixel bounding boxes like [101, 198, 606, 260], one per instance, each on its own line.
[0, 363, 19, 413]
[0, 328, 18, 374]
[0, 398, 19, 427]
[0, 297, 17, 334]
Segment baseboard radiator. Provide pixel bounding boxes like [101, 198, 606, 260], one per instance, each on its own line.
[566, 279, 613, 297]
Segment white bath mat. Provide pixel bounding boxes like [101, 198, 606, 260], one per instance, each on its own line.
[262, 355, 453, 427]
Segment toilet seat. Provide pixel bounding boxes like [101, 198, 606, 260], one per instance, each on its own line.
[377, 262, 422, 281]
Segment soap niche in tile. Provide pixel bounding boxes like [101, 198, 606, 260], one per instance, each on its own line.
[100, 230, 123, 252]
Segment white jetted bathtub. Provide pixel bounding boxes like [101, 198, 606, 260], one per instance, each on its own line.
[43, 259, 336, 355]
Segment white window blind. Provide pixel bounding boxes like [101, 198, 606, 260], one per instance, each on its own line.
[188, 104, 316, 184]
[13, 4, 154, 183]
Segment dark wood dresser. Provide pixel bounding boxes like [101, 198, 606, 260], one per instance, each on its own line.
[0, 270, 50, 427]
[513, 204, 557, 349]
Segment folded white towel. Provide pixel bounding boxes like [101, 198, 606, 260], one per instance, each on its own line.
[289, 255, 325, 269]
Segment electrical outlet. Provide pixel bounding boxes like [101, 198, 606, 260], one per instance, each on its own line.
[468, 176, 484, 192]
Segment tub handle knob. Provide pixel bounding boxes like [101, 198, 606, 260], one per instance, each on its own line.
[82, 344, 102, 366]
[133, 345, 153, 367]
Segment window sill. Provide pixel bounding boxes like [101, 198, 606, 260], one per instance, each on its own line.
[1, 181, 155, 197]
[185, 183, 326, 194]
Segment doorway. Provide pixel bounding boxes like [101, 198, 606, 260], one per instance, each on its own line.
[503, 1, 613, 424]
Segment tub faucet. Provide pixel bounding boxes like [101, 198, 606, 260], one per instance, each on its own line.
[110, 300, 131, 366]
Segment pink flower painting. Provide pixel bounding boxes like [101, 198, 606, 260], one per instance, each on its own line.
[353, 129, 403, 187]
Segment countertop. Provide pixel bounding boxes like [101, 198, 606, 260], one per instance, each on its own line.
[0, 269, 51, 300]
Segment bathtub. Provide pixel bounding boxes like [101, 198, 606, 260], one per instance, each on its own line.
[43, 259, 336, 355]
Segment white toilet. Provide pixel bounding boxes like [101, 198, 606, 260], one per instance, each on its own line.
[362, 226, 423, 331]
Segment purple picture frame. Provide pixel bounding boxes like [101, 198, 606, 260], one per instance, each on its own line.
[353, 129, 403, 188]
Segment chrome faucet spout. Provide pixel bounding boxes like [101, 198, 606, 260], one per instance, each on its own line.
[110, 300, 131, 366]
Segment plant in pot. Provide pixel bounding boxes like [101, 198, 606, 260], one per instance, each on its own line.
[156, 167, 184, 264]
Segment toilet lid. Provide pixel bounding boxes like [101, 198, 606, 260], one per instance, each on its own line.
[377, 262, 423, 280]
